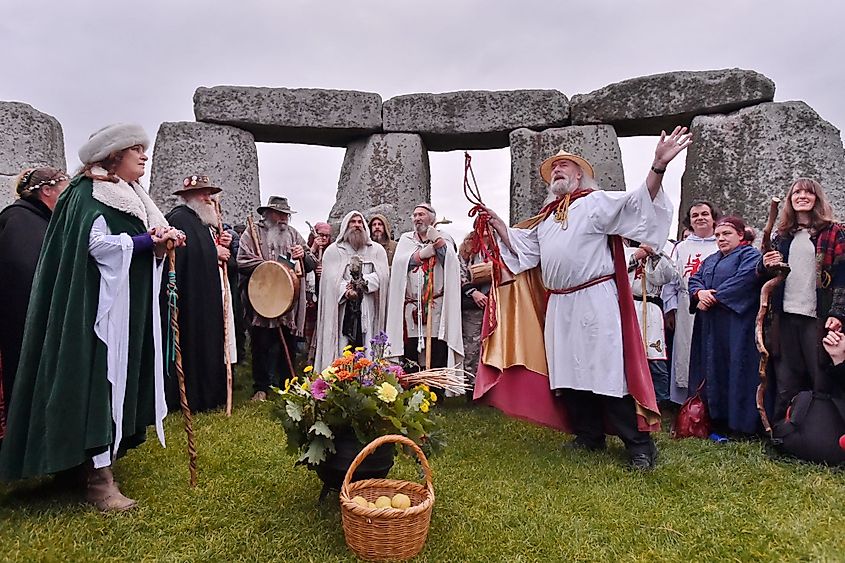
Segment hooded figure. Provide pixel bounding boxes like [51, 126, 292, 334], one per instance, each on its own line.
[368, 213, 397, 266]
[314, 211, 390, 371]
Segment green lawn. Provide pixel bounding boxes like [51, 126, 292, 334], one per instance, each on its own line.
[1, 377, 844, 562]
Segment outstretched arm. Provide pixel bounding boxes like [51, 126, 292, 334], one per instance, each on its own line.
[647, 126, 693, 200]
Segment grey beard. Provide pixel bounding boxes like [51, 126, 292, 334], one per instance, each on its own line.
[415, 224, 428, 237]
[185, 199, 218, 226]
[345, 228, 368, 250]
[550, 177, 578, 196]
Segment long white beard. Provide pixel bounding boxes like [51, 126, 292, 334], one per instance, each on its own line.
[345, 228, 368, 250]
[185, 199, 218, 226]
[550, 177, 578, 196]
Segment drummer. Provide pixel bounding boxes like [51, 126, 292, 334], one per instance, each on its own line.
[237, 196, 316, 402]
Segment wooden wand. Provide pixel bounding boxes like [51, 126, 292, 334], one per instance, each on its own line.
[215, 199, 234, 417]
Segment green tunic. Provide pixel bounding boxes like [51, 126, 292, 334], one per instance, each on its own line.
[0, 175, 158, 479]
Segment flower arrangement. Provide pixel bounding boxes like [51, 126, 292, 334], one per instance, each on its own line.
[272, 334, 445, 467]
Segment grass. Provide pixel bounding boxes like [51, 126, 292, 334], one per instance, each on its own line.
[1, 372, 844, 562]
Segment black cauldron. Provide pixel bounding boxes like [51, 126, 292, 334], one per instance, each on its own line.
[314, 429, 395, 501]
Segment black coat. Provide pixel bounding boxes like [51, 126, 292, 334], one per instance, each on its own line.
[162, 206, 227, 413]
[0, 198, 51, 404]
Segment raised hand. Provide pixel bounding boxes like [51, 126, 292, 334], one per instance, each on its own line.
[654, 126, 693, 167]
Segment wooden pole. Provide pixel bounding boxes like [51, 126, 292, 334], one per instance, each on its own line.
[425, 259, 434, 370]
[215, 200, 234, 417]
[166, 242, 198, 487]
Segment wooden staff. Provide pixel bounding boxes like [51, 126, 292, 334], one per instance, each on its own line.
[246, 215, 297, 378]
[425, 265, 434, 370]
[166, 241, 198, 487]
[755, 197, 790, 435]
[215, 199, 234, 417]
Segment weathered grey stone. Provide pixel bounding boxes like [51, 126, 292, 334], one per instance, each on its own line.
[330, 134, 430, 235]
[149, 122, 260, 226]
[193, 86, 382, 147]
[571, 69, 775, 137]
[0, 101, 66, 208]
[383, 90, 569, 151]
[509, 126, 626, 224]
[681, 101, 845, 230]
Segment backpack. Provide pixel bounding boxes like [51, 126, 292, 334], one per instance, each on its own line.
[771, 390, 845, 465]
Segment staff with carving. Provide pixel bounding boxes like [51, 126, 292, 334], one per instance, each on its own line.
[759, 178, 845, 422]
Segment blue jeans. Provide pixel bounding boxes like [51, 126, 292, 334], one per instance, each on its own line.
[649, 359, 670, 403]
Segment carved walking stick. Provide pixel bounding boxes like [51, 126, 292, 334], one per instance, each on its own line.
[166, 241, 198, 487]
[215, 199, 234, 417]
[755, 197, 790, 435]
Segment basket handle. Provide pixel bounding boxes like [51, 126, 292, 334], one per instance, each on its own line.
[341, 434, 433, 493]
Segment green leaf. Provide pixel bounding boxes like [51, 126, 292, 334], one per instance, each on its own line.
[310, 420, 333, 438]
[285, 401, 303, 422]
[298, 436, 333, 465]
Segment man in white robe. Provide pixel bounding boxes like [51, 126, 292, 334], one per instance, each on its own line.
[385, 203, 463, 373]
[482, 128, 691, 469]
[625, 241, 678, 406]
[315, 211, 389, 371]
[661, 200, 721, 404]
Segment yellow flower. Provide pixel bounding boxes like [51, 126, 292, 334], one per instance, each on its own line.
[429, 391, 437, 402]
[301, 381, 310, 391]
[376, 382, 399, 403]
[343, 345, 353, 351]
[354, 346, 365, 352]
[420, 400, 430, 413]
[343, 350, 353, 358]
[284, 377, 298, 392]
[303, 366, 313, 373]
[420, 384, 430, 393]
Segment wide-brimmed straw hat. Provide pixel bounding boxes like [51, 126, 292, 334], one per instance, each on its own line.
[539, 150, 595, 184]
[173, 174, 222, 196]
[257, 195, 297, 215]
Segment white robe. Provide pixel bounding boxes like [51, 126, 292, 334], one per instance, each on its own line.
[314, 212, 390, 372]
[498, 183, 672, 397]
[625, 247, 678, 360]
[661, 234, 719, 401]
[385, 231, 464, 368]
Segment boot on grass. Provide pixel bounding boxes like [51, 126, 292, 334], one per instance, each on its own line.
[86, 465, 136, 512]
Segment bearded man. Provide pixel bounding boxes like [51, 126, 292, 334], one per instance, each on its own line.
[237, 196, 315, 401]
[369, 214, 397, 266]
[385, 203, 463, 372]
[161, 175, 236, 413]
[478, 127, 691, 470]
[314, 211, 389, 371]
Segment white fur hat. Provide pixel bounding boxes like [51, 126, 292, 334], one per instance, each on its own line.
[78, 123, 150, 165]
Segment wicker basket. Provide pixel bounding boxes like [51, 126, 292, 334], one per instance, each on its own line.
[339, 434, 435, 561]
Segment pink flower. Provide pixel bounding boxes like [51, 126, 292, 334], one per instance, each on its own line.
[310, 378, 329, 401]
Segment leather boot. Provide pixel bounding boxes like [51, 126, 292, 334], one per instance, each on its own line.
[86, 465, 137, 512]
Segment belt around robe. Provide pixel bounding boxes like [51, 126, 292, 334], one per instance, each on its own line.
[633, 294, 664, 309]
[547, 274, 614, 295]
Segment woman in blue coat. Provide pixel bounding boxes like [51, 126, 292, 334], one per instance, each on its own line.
[688, 216, 763, 436]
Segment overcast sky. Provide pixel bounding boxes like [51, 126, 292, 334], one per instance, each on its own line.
[3, 0, 844, 240]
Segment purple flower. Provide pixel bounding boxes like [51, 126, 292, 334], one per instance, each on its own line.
[361, 374, 375, 387]
[310, 378, 329, 401]
[370, 332, 389, 346]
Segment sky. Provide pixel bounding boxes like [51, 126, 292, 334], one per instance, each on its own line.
[2, 0, 844, 241]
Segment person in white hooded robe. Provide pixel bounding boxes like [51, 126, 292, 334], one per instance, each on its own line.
[314, 211, 389, 371]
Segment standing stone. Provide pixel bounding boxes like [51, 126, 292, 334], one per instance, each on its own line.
[509, 126, 626, 224]
[194, 86, 382, 147]
[0, 101, 66, 208]
[571, 69, 776, 137]
[681, 101, 845, 230]
[149, 122, 259, 226]
[330, 134, 430, 235]
[383, 90, 569, 151]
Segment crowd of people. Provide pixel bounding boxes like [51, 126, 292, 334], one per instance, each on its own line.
[0, 121, 843, 513]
